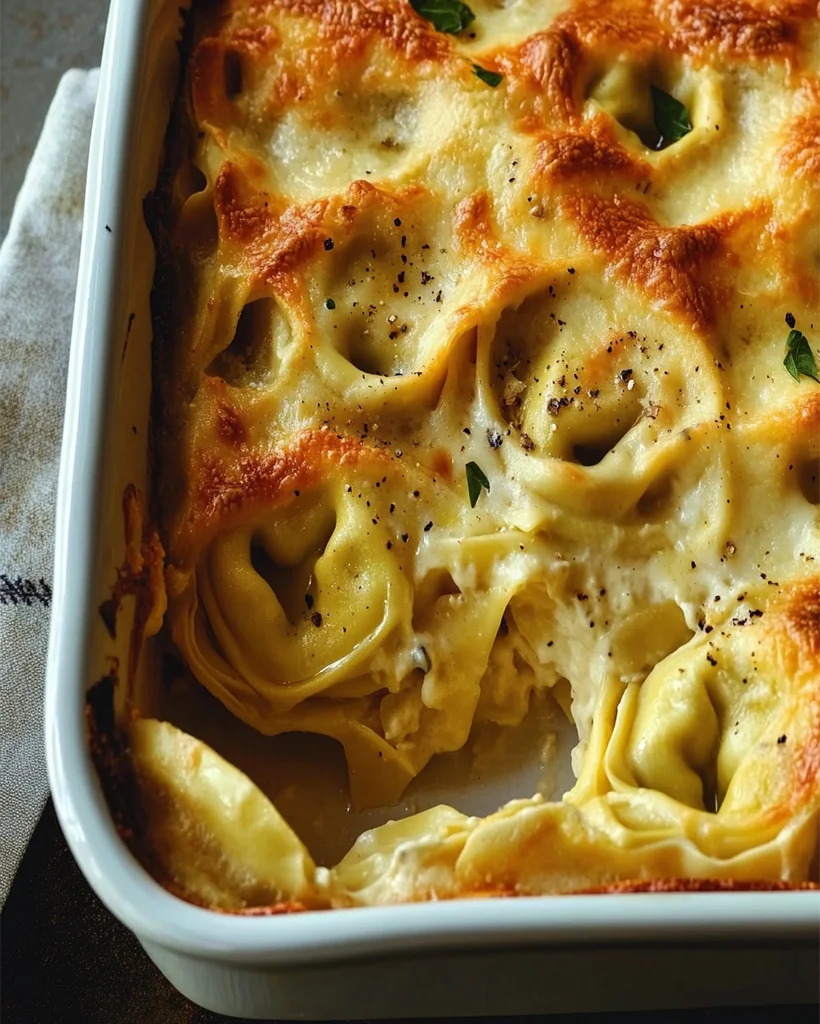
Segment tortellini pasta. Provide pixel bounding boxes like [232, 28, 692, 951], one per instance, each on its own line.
[107, 0, 820, 908]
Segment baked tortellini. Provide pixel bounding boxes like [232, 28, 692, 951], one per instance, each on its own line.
[94, 0, 820, 909]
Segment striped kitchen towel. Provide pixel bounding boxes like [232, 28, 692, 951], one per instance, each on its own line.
[0, 68, 99, 906]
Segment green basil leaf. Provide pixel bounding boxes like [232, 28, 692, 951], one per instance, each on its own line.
[651, 86, 692, 148]
[466, 460, 490, 508]
[472, 64, 503, 87]
[784, 350, 800, 381]
[784, 329, 820, 383]
[410, 0, 475, 34]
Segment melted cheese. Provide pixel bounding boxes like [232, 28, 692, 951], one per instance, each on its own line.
[134, 0, 820, 909]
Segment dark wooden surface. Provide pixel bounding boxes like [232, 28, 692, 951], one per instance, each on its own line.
[2, 800, 818, 1023]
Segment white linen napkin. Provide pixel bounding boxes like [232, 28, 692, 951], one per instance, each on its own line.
[0, 69, 99, 907]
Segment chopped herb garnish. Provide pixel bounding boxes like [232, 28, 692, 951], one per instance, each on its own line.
[466, 460, 490, 508]
[410, 0, 475, 34]
[784, 329, 819, 383]
[472, 64, 503, 88]
[651, 86, 692, 148]
[325, 298, 336, 310]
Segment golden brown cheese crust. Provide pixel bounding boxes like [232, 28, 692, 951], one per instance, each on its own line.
[120, 0, 820, 910]
[185, 426, 395, 553]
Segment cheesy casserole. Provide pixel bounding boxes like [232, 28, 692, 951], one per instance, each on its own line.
[98, 0, 820, 910]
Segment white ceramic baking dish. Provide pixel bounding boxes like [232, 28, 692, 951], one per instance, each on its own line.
[44, 0, 820, 1017]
